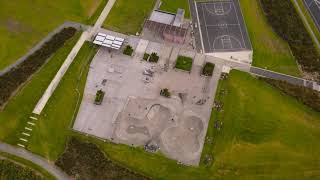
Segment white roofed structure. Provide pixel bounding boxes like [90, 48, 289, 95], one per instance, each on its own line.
[93, 33, 124, 50]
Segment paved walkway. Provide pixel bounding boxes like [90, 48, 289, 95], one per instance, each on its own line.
[0, 142, 68, 180]
[292, 0, 320, 49]
[33, 0, 117, 115]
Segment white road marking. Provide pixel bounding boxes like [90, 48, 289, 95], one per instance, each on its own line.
[25, 127, 32, 131]
[19, 138, 28, 142]
[30, 116, 38, 120]
[17, 144, 25, 148]
[22, 132, 31, 136]
[28, 122, 35, 126]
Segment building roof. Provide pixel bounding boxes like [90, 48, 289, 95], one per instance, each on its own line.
[149, 10, 175, 25]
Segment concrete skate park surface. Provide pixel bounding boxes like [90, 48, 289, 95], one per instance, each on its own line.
[73, 44, 217, 165]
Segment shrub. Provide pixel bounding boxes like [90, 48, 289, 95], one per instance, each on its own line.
[0, 160, 43, 180]
[175, 56, 193, 72]
[0, 27, 77, 107]
[261, 77, 320, 112]
[94, 90, 105, 105]
[55, 138, 150, 180]
[143, 53, 150, 61]
[260, 0, 320, 81]
[123, 45, 133, 56]
[202, 62, 215, 76]
[149, 52, 159, 63]
[160, 88, 171, 98]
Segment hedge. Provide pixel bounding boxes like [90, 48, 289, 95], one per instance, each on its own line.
[261, 77, 320, 112]
[0, 27, 77, 107]
[0, 160, 43, 180]
[55, 138, 150, 180]
[202, 62, 215, 76]
[260, 0, 320, 81]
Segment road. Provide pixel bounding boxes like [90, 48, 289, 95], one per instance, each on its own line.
[0, 142, 68, 180]
[33, 0, 117, 115]
[292, 0, 320, 49]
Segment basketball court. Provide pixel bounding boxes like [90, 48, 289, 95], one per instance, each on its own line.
[195, 0, 251, 53]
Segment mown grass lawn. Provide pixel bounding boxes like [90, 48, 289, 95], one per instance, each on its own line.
[0, 32, 81, 144]
[202, 70, 320, 179]
[27, 42, 99, 160]
[159, 0, 190, 18]
[239, 0, 301, 77]
[0, 0, 103, 71]
[175, 56, 193, 72]
[103, 0, 157, 34]
[22, 53, 320, 179]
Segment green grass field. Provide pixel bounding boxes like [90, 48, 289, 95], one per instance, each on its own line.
[0, 32, 81, 144]
[27, 42, 98, 160]
[239, 0, 301, 77]
[159, 0, 190, 18]
[103, 0, 157, 34]
[0, 0, 103, 71]
[17, 52, 320, 179]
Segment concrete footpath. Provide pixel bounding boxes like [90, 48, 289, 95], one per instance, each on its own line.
[0, 142, 68, 180]
[33, 0, 117, 115]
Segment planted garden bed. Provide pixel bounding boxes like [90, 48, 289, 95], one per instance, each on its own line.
[202, 62, 215, 76]
[175, 56, 193, 72]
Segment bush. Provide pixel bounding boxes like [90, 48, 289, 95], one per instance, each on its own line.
[149, 52, 159, 63]
[260, 0, 320, 81]
[261, 77, 320, 112]
[202, 62, 215, 76]
[143, 53, 150, 61]
[160, 88, 171, 98]
[0, 27, 77, 107]
[94, 90, 105, 105]
[175, 56, 193, 72]
[123, 45, 133, 56]
[55, 138, 150, 180]
[0, 160, 43, 180]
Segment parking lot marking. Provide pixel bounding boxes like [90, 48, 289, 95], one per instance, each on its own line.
[25, 127, 32, 131]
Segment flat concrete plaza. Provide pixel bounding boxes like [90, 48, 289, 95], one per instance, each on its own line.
[73, 44, 220, 165]
[196, 0, 251, 53]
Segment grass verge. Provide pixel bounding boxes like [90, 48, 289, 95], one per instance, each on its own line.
[85, 0, 109, 25]
[0, 0, 102, 71]
[27, 42, 99, 160]
[0, 32, 81, 144]
[239, 0, 301, 77]
[103, 0, 157, 34]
